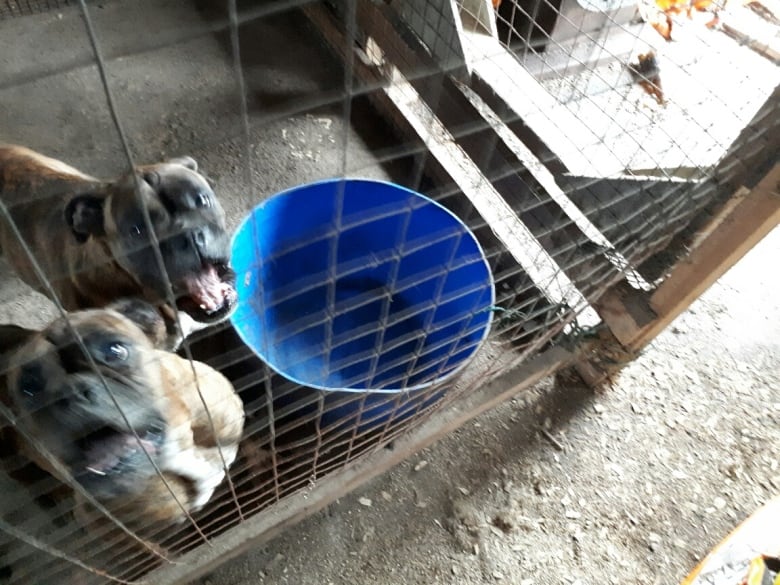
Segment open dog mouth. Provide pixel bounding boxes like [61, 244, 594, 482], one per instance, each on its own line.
[78, 425, 164, 477]
[176, 261, 237, 323]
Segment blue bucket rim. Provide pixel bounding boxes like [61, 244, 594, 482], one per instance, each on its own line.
[229, 177, 496, 394]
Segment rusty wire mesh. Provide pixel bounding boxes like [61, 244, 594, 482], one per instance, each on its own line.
[0, 0, 68, 18]
[0, 0, 777, 582]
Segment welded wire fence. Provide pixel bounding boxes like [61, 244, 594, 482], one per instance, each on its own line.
[0, 0, 776, 582]
[0, 0, 70, 18]
[458, 0, 779, 277]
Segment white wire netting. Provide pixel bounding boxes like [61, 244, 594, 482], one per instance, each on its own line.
[0, 0, 777, 582]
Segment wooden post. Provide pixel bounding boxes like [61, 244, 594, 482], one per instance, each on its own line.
[589, 163, 780, 362]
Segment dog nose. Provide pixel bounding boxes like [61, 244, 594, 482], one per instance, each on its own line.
[193, 229, 207, 249]
[55, 381, 96, 411]
[68, 381, 97, 405]
[80, 386, 96, 404]
[179, 229, 207, 252]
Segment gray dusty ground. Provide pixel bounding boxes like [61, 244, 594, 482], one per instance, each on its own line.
[199, 226, 779, 585]
[0, 2, 777, 585]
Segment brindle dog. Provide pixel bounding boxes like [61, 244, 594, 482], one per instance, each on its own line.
[0, 299, 245, 527]
[0, 145, 238, 349]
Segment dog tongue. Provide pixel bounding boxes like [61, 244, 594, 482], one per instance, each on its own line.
[183, 265, 231, 314]
[84, 433, 156, 475]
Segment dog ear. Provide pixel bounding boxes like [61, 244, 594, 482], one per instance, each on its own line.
[107, 298, 167, 348]
[0, 324, 35, 355]
[166, 156, 198, 172]
[64, 195, 106, 243]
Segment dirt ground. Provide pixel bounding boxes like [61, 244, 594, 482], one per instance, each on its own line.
[199, 225, 779, 585]
[0, 2, 777, 584]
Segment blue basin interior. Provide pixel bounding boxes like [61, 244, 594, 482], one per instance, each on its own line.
[230, 178, 494, 416]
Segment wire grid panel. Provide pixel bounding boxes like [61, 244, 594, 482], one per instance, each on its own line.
[0, 0, 70, 18]
[0, 0, 776, 583]
[394, 0, 470, 78]
[342, 0, 638, 316]
[455, 0, 779, 274]
[0, 1, 557, 583]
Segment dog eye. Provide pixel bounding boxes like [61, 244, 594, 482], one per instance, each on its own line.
[18, 368, 44, 398]
[195, 193, 211, 208]
[99, 342, 130, 363]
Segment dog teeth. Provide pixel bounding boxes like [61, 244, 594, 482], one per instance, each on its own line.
[86, 466, 107, 476]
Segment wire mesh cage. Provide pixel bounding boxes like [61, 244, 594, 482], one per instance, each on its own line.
[0, 0, 71, 19]
[0, 0, 777, 582]
[456, 0, 779, 264]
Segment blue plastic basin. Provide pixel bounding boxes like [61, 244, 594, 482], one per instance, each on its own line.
[230, 178, 494, 428]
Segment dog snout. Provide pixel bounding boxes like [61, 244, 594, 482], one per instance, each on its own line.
[57, 379, 96, 409]
[165, 228, 207, 255]
[54, 376, 136, 428]
[76, 382, 96, 405]
[192, 228, 207, 250]
[44, 337, 82, 374]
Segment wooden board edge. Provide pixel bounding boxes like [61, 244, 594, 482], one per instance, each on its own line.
[143, 346, 575, 584]
[592, 163, 780, 353]
[679, 496, 780, 585]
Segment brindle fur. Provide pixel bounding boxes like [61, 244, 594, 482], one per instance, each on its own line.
[0, 145, 237, 348]
[0, 300, 244, 531]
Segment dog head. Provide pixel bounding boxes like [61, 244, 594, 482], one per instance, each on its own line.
[64, 157, 237, 325]
[2, 299, 173, 500]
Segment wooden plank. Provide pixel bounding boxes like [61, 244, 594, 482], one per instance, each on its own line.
[143, 346, 575, 585]
[459, 0, 499, 38]
[720, 4, 780, 63]
[392, 0, 469, 80]
[383, 64, 598, 322]
[572, 326, 640, 386]
[354, 0, 458, 103]
[306, 0, 594, 362]
[308, 1, 598, 324]
[640, 163, 780, 345]
[688, 186, 752, 250]
[591, 281, 657, 349]
[679, 496, 780, 585]
[595, 163, 780, 352]
[460, 29, 622, 177]
[301, 4, 430, 173]
[454, 79, 652, 292]
[573, 356, 609, 387]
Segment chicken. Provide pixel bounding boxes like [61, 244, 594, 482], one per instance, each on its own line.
[629, 51, 666, 105]
[639, 0, 720, 40]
